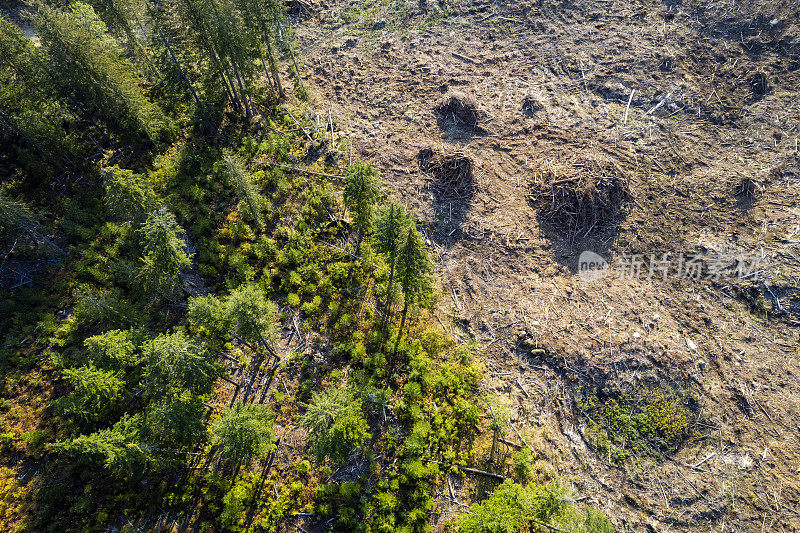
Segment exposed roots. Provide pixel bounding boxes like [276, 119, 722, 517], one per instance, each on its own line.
[749, 71, 769, 97]
[521, 97, 543, 117]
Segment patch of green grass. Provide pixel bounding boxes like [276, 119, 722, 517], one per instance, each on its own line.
[418, 6, 455, 31]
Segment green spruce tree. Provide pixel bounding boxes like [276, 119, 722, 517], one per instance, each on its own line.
[300, 386, 371, 465]
[137, 208, 192, 297]
[211, 400, 275, 473]
[373, 202, 411, 323]
[393, 224, 433, 356]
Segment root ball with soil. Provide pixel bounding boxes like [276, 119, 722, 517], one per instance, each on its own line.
[735, 175, 762, 199]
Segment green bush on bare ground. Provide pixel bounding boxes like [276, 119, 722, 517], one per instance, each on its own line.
[577, 385, 698, 463]
[457, 480, 614, 533]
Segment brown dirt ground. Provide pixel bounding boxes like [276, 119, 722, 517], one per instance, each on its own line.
[294, 0, 800, 530]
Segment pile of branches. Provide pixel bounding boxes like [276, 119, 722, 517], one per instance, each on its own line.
[734, 175, 762, 199]
[285, 0, 316, 17]
[434, 92, 484, 128]
[418, 147, 474, 199]
[530, 153, 631, 238]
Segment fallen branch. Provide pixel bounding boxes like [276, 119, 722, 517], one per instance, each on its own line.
[258, 158, 344, 180]
[454, 465, 505, 481]
[516, 378, 530, 398]
[643, 91, 673, 117]
[452, 52, 479, 64]
[499, 437, 523, 449]
[623, 88, 635, 124]
[428, 460, 505, 481]
[761, 281, 783, 312]
[285, 109, 313, 141]
[677, 468, 709, 502]
[692, 451, 717, 469]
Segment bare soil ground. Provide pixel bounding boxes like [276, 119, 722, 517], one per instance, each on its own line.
[294, 0, 800, 529]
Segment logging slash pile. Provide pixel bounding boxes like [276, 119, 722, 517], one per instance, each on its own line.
[434, 92, 484, 127]
[418, 147, 474, 199]
[530, 152, 631, 238]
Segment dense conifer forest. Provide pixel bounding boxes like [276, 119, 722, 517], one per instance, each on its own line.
[0, 1, 614, 530]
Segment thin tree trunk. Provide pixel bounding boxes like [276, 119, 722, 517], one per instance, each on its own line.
[288, 42, 304, 92]
[207, 0, 249, 118]
[265, 38, 284, 98]
[151, 12, 202, 108]
[392, 299, 409, 359]
[181, 0, 240, 112]
[260, 54, 276, 95]
[218, 55, 242, 112]
[230, 59, 252, 121]
[382, 250, 397, 329]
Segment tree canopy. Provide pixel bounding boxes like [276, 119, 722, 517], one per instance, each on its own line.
[211, 400, 276, 469]
[137, 207, 192, 296]
[300, 386, 371, 465]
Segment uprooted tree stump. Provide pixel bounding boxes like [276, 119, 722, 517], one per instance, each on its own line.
[285, 0, 316, 17]
[530, 153, 631, 239]
[418, 147, 474, 199]
[434, 92, 484, 128]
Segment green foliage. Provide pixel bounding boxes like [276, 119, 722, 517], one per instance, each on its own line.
[343, 161, 380, 238]
[222, 151, 265, 232]
[0, 193, 39, 250]
[137, 207, 192, 296]
[69, 286, 143, 333]
[52, 325, 219, 482]
[188, 282, 278, 369]
[633, 388, 691, 449]
[220, 474, 253, 530]
[21, 429, 50, 453]
[300, 386, 371, 464]
[0, 16, 80, 179]
[458, 480, 567, 533]
[458, 480, 615, 532]
[225, 282, 278, 353]
[512, 448, 537, 485]
[396, 225, 434, 310]
[83, 329, 140, 371]
[578, 385, 695, 462]
[0, 8, 614, 531]
[32, 2, 173, 145]
[57, 365, 125, 428]
[582, 509, 615, 533]
[143, 396, 207, 449]
[230, 0, 287, 98]
[140, 330, 219, 399]
[212, 400, 276, 469]
[103, 166, 160, 223]
[374, 202, 410, 256]
[53, 414, 147, 475]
